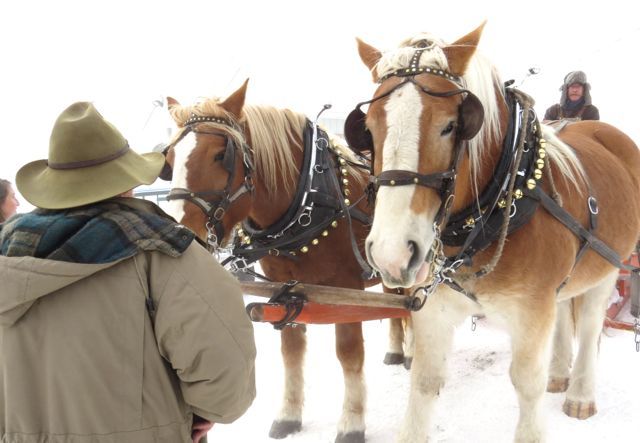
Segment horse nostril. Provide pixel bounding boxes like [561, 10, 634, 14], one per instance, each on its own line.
[407, 240, 422, 270]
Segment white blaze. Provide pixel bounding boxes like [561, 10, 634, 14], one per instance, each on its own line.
[166, 131, 197, 223]
[367, 85, 436, 285]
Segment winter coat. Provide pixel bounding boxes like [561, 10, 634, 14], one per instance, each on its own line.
[0, 238, 256, 442]
[543, 103, 600, 121]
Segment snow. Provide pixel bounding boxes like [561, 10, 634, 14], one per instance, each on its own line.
[210, 294, 639, 442]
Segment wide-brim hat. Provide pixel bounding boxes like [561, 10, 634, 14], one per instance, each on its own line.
[16, 102, 164, 209]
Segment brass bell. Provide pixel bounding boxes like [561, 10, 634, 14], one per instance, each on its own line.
[342, 178, 349, 186]
[526, 178, 537, 189]
[339, 158, 346, 165]
[344, 189, 351, 196]
[344, 198, 351, 206]
[514, 189, 523, 199]
[536, 158, 545, 169]
[312, 238, 319, 245]
[534, 169, 543, 180]
[539, 138, 547, 147]
[331, 221, 338, 228]
[300, 246, 309, 253]
[498, 199, 507, 208]
[538, 147, 546, 159]
[341, 168, 348, 176]
[464, 216, 475, 227]
[322, 230, 329, 237]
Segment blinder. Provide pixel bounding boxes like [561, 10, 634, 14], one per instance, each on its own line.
[159, 144, 174, 181]
[344, 107, 372, 153]
[458, 92, 484, 140]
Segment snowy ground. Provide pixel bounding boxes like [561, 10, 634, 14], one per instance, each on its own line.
[210, 294, 639, 442]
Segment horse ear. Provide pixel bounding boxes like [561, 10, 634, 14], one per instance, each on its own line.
[443, 21, 486, 76]
[221, 78, 249, 119]
[356, 38, 382, 83]
[458, 92, 484, 140]
[166, 97, 180, 109]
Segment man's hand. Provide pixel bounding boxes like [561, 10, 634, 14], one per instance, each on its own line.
[192, 415, 214, 443]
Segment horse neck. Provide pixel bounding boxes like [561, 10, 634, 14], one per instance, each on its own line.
[245, 131, 304, 229]
[451, 94, 509, 211]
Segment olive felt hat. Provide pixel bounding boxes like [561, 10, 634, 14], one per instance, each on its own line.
[16, 102, 165, 209]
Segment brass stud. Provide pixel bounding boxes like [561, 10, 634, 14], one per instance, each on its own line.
[342, 178, 349, 186]
[312, 238, 319, 245]
[339, 158, 346, 165]
[300, 246, 309, 253]
[413, 177, 419, 184]
[526, 178, 537, 190]
[243, 238, 251, 245]
[344, 189, 351, 196]
[341, 168, 348, 176]
[498, 199, 507, 209]
[344, 198, 351, 206]
[331, 220, 338, 228]
[390, 180, 396, 186]
[464, 216, 475, 227]
[536, 158, 545, 169]
[514, 189, 523, 199]
[322, 230, 329, 237]
[291, 251, 296, 256]
[539, 138, 547, 147]
[538, 148, 546, 159]
[534, 169, 543, 180]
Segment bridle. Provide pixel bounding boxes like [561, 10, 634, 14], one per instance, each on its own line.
[164, 114, 254, 250]
[344, 45, 484, 230]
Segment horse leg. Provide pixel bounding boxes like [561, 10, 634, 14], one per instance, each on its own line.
[563, 272, 616, 419]
[384, 318, 406, 365]
[269, 325, 307, 439]
[335, 322, 366, 443]
[507, 295, 556, 443]
[547, 298, 575, 393]
[403, 316, 414, 370]
[397, 287, 475, 443]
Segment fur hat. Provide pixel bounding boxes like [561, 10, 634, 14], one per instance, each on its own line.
[16, 102, 164, 209]
[559, 70, 592, 106]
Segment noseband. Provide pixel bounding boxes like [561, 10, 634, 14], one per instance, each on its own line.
[166, 115, 254, 250]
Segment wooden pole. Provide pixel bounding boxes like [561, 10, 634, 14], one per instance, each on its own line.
[239, 281, 412, 310]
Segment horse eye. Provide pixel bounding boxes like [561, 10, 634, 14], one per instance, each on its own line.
[441, 121, 455, 136]
[213, 152, 225, 162]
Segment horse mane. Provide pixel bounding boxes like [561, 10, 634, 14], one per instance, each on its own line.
[374, 33, 585, 190]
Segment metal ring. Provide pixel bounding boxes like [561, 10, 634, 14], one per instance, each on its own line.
[588, 196, 599, 215]
[213, 207, 226, 220]
[316, 137, 329, 150]
[298, 212, 312, 227]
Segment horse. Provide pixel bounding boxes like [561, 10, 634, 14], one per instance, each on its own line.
[158, 80, 410, 443]
[344, 22, 640, 442]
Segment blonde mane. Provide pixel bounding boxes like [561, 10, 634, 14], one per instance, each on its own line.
[374, 33, 584, 189]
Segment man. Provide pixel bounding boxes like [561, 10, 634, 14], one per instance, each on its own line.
[543, 70, 600, 121]
[0, 102, 256, 442]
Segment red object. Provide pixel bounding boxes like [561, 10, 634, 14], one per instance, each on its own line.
[248, 302, 410, 324]
[605, 252, 638, 330]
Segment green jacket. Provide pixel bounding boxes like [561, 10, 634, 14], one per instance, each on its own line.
[0, 242, 256, 442]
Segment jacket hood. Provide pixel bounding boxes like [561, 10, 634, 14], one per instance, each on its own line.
[0, 255, 115, 326]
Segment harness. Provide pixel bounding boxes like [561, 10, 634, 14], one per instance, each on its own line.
[224, 119, 375, 279]
[165, 115, 254, 250]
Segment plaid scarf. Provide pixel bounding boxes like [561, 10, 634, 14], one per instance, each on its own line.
[0, 198, 195, 264]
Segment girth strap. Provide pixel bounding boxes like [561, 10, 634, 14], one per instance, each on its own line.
[526, 186, 637, 272]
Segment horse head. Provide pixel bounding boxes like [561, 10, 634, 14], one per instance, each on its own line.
[161, 80, 254, 247]
[348, 23, 489, 288]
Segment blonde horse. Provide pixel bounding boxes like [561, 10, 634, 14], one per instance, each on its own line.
[345, 23, 640, 442]
[160, 81, 405, 442]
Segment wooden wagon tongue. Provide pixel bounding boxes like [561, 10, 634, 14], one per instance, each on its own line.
[241, 281, 418, 327]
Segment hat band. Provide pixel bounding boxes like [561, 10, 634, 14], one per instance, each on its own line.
[47, 144, 130, 170]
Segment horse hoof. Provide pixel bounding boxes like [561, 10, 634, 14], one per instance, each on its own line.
[563, 399, 597, 419]
[335, 431, 365, 443]
[403, 356, 413, 370]
[269, 420, 302, 439]
[383, 352, 404, 365]
[547, 377, 569, 393]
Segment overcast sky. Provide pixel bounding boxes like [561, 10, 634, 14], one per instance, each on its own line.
[2, 0, 638, 205]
